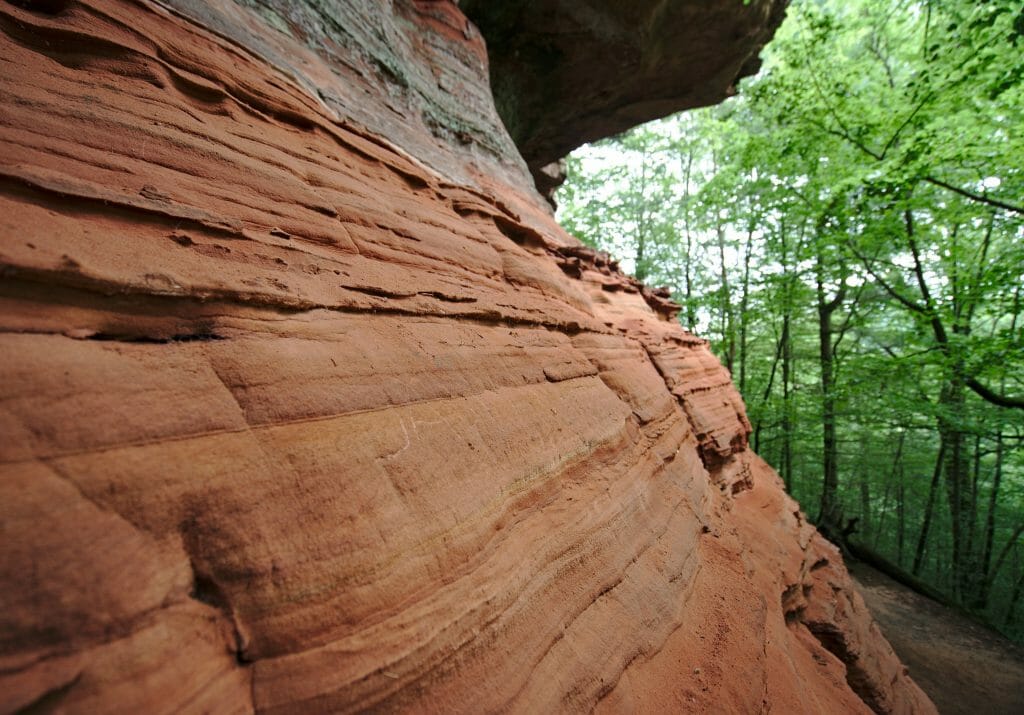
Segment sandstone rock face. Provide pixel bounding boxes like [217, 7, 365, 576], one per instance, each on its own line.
[0, 1, 932, 713]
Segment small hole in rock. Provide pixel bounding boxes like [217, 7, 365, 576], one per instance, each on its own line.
[192, 572, 228, 610]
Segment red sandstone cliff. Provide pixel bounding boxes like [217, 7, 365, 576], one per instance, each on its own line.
[0, 1, 934, 712]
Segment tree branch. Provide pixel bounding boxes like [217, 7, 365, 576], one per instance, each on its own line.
[966, 379, 1024, 410]
[965, 213, 995, 324]
[924, 176, 1024, 215]
[904, 209, 951, 345]
[850, 244, 928, 314]
[880, 92, 933, 159]
[988, 523, 1024, 586]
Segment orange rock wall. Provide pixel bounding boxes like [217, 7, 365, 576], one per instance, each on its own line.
[0, 1, 934, 712]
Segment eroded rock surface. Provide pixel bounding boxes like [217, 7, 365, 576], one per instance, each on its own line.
[0, 0, 932, 712]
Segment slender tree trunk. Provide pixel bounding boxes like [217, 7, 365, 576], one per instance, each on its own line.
[1005, 566, 1024, 628]
[779, 221, 793, 492]
[897, 477, 906, 567]
[913, 442, 946, 576]
[977, 343, 1014, 607]
[874, 479, 892, 550]
[964, 433, 982, 604]
[939, 519, 953, 592]
[978, 432, 1006, 608]
[753, 325, 785, 455]
[854, 427, 869, 542]
[634, 152, 649, 282]
[900, 208, 974, 600]
[986, 523, 1024, 601]
[872, 431, 905, 553]
[716, 222, 734, 374]
[894, 431, 906, 566]
[815, 252, 845, 526]
[680, 145, 697, 330]
[781, 312, 793, 492]
[738, 225, 754, 396]
[939, 375, 971, 600]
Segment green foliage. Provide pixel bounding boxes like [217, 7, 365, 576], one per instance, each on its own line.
[557, 0, 1024, 639]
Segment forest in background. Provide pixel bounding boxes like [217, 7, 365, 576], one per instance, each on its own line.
[557, 0, 1024, 640]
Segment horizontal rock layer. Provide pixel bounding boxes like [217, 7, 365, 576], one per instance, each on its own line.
[0, 1, 932, 713]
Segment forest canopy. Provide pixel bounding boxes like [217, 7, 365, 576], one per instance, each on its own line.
[557, 0, 1024, 639]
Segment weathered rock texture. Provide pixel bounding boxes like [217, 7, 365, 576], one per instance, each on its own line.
[0, 0, 933, 713]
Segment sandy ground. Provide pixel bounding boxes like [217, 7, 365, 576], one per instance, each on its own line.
[850, 563, 1024, 715]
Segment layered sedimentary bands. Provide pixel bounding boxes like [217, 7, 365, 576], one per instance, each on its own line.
[0, 0, 934, 712]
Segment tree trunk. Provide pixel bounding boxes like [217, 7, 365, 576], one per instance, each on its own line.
[634, 151, 649, 282]
[897, 478, 906, 567]
[753, 325, 785, 455]
[913, 442, 945, 576]
[738, 225, 754, 396]
[895, 432, 907, 567]
[1004, 556, 1024, 628]
[780, 312, 793, 492]
[815, 251, 844, 527]
[977, 432, 1005, 608]
[874, 479, 891, 550]
[859, 467, 871, 540]
[939, 375, 971, 600]
[716, 222, 734, 374]
[986, 523, 1024, 604]
[680, 145, 697, 331]
[779, 221, 793, 492]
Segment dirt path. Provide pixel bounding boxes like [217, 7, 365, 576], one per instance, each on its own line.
[850, 563, 1024, 714]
